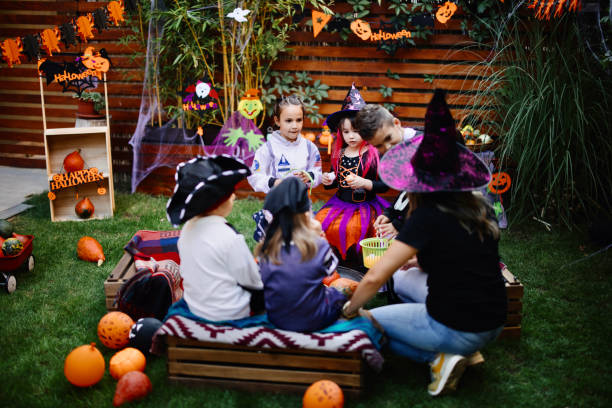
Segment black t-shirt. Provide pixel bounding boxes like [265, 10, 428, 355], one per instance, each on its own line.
[396, 205, 507, 332]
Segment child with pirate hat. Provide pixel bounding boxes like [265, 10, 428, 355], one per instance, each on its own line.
[166, 155, 264, 321]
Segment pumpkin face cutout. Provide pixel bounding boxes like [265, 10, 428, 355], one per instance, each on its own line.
[81, 46, 110, 72]
[109, 347, 146, 380]
[350, 19, 372, 41]
[238, 89, 263, 120]
[303, 380, 344, 408]
[436, 2, 458, 24]
[64, 343, 105, 387]
[489, 172, 511, 194]
[98, 311, 134, 349]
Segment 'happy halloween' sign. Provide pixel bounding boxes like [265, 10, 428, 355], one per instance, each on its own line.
[49, 168, 105, 192]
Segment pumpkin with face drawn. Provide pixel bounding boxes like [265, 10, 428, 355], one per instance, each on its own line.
[489, 172, 511, 195]
[436, 1, 458, 24]
[350, 19, 372, 41]
[81, 46, 110, 72]
[237, 89, 263, 120]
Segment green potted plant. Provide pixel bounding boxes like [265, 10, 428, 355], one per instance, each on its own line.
[73, 91, 105, 119]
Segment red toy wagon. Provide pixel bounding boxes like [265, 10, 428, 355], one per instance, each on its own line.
[0, 235, 35, 294]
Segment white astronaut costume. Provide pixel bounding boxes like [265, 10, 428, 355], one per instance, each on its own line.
[247, 130, 322, 193]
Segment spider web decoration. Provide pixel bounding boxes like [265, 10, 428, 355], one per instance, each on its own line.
[22, 34, 41, 62]
[59, 21, 78, 49]
[38, 59, 99, 96]
[93, 8, 108, 32]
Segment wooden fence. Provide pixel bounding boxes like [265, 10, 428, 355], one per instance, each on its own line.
[0, 1, 491, 199]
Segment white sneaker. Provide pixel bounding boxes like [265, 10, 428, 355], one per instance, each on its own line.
[428, 353, 467, 396]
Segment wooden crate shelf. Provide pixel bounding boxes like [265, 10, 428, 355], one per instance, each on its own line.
[104, 251, 135, 310]
[165, 336, 367, 397]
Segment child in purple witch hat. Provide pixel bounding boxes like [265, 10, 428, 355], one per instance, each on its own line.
[315, 84, 390, 265]
[343, 90, 507, 397]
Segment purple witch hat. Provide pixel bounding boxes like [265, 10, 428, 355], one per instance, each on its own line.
[324, 83, 367, 132]
[379, 90, 491, 192]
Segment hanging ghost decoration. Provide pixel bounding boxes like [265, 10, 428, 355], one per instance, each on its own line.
[181, 79, 219, 112]
[1, 38, 23, 68]
[237, 89, 263, 120]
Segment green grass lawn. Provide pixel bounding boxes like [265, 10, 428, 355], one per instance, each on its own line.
[1, 191, 611, 407]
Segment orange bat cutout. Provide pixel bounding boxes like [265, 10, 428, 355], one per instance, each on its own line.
[107, 1, 125, 26]
[312, 10, 332, 38]
[76, 14, 95, 43]
[41, 27, 62, 56]
[1, 38, 23, 68]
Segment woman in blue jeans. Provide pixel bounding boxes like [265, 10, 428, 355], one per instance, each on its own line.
[343, 90, 507, 396]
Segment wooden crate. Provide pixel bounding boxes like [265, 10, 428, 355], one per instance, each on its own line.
[104, 251, 136, 311]
[500, 267, 524, 339]
[165, 336, 367, 397]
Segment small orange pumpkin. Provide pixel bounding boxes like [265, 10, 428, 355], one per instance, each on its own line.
[64, 343, 105, 387]
[77, 236, 105, 265]
[98, 311, 135, 349]
[63, 150, 84, 173]
[303, 379, 344, 408]
[303, 131, 316, 142]
[322, 270, 340, 286]
[110, 347, 146, 380]
[319, 126, 332, 147]
[330, 277, 359, 298]
[75, 197, 95, 219]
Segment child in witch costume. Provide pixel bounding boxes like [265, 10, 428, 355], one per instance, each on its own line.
[255, 177, 347, 332]
[344, 90, 507, 396]
[315, 84, 389, 264]
[166, 155, 264, 321]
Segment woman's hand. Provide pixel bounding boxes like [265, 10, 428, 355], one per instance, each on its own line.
[344, 174, 372, 190]
[321, 172, 335, 186]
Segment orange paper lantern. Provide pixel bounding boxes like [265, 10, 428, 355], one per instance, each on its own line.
[64, 343, 105, 387]
[303, 380, 344, 408]
[110, 347, 146, 380]
[98, 311, 135, 349]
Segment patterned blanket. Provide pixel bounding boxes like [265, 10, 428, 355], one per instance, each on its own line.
[152, 299, 384, 371]
[124, 230, 180, 263]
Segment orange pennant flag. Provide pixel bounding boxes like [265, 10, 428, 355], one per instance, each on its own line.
[312, 10, 332, 38]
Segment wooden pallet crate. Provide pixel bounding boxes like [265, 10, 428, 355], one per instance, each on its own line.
[164, 336, 367, 397]
[500, 266, 524, 339]
[104, 251, 135, 311]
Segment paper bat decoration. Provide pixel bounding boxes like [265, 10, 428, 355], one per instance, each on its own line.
[59, 21, 78, 49]
[107, 1, 125, 26]
[22, 34, 41, 61]
[93, 8, 108, 32]
[40, 27, 62, 56]
[76, 14, 95, 43]
[38, 59, 100, 96]
[1, 38, 23, 68]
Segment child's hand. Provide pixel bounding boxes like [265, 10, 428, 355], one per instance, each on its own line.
[377, 222, 398, 239]
[294, 171, 312, 186]
[321, 172, 335, 186]
[344, 174, 372, 190]
[373, 214, 390, 229]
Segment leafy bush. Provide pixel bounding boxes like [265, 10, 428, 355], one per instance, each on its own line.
[73, 91, 105, 112]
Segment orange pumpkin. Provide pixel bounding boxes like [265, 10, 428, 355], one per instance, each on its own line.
[303, 380, 344, 408]
[77, 236, 105, 265]
[64, 343, 105, 387]
[98, 311, 135, 349]
[322, 270, 340, 286]
[63, 150, 84, 173]
[113, 371, 152, 407]
[330, 277, 359, 298]
[319, 126, 332, 147]
[110, 348, 146, 380]
[303, 132, 316, 142]
[75, 197, 95, 219]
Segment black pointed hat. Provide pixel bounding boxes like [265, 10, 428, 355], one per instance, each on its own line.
[379, 90, 491, 192]
[324, 83, 367, 132]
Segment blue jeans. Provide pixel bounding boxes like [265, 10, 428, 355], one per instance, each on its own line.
[371, 269, 503, 363]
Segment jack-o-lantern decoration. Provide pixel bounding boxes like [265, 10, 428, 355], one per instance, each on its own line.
[107, 1, 125, 26]
[40, 27, 62, 56]
[489, 172, 511, 194]
[237, 89, 263, 120]
[1, 38, 23, 68]
[81, 46, 110, 72]
[436, 2, 458, 24]
[76, 14, 95, 43]
[350, 19, 372, 41]
[109, 347, 146, 380]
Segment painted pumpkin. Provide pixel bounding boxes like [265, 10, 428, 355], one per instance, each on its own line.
[303, 379, 344, 408]
[64, 343, 105, 387]
[81, 46, 110, 72]
[2, 237, 23, 256]
[110, 347, 146, 380]
[98, 311, 135, 349]
[77, 236, 105, 265]
[63, 150, 84, 173]
[330, 277, 359, 298]
[75, 197, 95, 219]
[113, 371, 152, 407]
[489, 172, 511, 194]
[350, 19, 372, 41]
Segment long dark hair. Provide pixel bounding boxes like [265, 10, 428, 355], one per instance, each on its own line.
[407, 191, 499, 241]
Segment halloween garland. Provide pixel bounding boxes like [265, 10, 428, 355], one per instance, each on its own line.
[0, 1, 128, 68]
